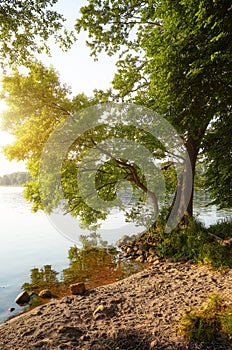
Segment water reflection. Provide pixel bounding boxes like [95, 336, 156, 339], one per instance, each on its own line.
[21, 242, 144, 305]
[62, 246, 119, 286]
[22, 265, 60, 292]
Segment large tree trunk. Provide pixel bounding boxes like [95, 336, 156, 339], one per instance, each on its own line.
[167, 137, 199, 230]
[182, 137, 199, 217]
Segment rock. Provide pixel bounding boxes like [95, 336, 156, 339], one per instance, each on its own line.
[147, 255, 154, 263]
[80, 335, 91, 342]
[135, 256, 144, 263]
[58, 326, 83, 337]
[116, 235, 131, 248]
[38, 289, 52, 298]
[147, 255, 159, 264]
[15, 291, 30, 305]
[138, 244, 147, 251]
[70, 282, 86, 295]
[153, 259, 160, 265]
[8, 307, 15, 312]
[148, 247, 157, 256]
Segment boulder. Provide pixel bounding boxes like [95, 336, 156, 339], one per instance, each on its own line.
[116, 235, 131, 248]
[70, 282, 86, 295]
[153, 259, 160, 265]
[126, 247, 133, 254]
[15, 291, 30, 305]
[137, 249, 143, 256]
[38, 289, 52, 298]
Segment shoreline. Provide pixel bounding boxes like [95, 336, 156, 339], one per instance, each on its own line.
[0, 260, 231, 349]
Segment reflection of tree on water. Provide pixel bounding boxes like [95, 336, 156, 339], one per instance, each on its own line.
[22, 233, 144, 295]
[78, 232, 108, 249]
[22, 265, 60, 292]
[62, 245, 119, 286]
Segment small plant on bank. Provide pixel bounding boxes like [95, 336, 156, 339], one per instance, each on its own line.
[208, 219, 232, 240]
[179, 294, 232, 345]
[147, 217, 232, 270]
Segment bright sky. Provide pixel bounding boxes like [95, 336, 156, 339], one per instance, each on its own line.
[0, 0, 117, 176]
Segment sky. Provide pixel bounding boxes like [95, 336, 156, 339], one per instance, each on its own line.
[0, 0, 118, 176]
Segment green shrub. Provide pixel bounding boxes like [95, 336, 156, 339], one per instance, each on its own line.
[147, 217, 232, 270]
[179, 294, 232, 345]
[220, 307, 232, 341]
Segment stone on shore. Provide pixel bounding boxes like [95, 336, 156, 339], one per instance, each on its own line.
[38, 290, 52, 299]
[70, 283, 86, 295]
[116, 235, 132, 247]
[8, 307, 15, 312]
[15, 291, 30, 305]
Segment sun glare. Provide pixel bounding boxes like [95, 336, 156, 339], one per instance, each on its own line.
[0, 99, 7, 113]
[0, 99, 14, 147]
[0, 100, 26, 176]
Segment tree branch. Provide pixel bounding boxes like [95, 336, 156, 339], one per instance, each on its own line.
[90, 138, 159, 214]
[205, 230, 232, 246]
[109, 18, 163, 28]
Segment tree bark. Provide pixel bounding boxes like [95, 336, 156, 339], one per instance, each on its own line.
[167, 137, 200, 230]
[183, 137, 199, 217]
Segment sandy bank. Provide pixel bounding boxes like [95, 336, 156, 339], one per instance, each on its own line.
[0, 261, 231, 349]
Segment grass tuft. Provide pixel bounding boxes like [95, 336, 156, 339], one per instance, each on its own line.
[179, 294, 232, 345]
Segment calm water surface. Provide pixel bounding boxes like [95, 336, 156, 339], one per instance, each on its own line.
[0, 186, 231, 323]
[0, 187, 73, 322]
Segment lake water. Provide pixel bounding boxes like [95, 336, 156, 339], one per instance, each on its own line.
[0, 186, 231, 323]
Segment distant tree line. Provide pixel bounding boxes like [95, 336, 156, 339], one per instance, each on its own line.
[0, 172, 31, 186]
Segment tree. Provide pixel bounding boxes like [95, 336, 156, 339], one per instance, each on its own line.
[0, 174, 11, 186]
[1, 1, 231, 234]
[0, 0, 73, 67]
[1, 63, 179, 230]
[75, 0, 232, 217]
[0, 62, 94, 210]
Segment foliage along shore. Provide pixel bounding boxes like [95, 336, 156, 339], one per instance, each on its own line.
[120, 218, 232, 270]
[0, 172, 31, 186]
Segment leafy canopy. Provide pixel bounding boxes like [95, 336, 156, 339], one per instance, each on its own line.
[76, 0, 232, 209]
[1, 62, 180, 229]
[0, 0, 74, 67]
[0, 63, 95, 212]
